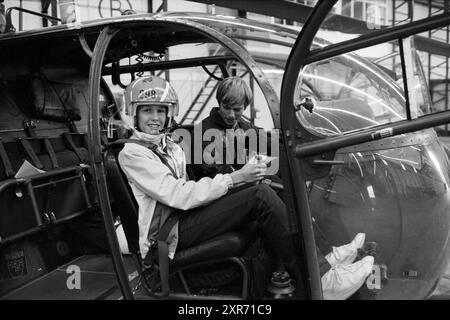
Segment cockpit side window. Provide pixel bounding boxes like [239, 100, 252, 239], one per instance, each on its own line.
[294, 50, 408, 136]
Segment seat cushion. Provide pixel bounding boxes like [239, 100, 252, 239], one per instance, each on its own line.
[171, 230, 254, 268]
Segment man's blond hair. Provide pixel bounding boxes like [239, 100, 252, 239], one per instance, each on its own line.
[216, 76, 252, 108]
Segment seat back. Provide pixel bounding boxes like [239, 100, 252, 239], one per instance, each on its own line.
[104, 145, 140, 254]
[104, 137, 201, 256]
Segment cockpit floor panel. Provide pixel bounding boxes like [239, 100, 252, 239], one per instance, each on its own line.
[1, 254, 137, 300]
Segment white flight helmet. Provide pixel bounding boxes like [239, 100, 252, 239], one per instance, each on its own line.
[124, 76, 179, 132]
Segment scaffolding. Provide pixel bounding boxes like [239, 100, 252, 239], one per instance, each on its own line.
[425, 0, 450, 134]
[386, 0, 414, 93]
[179, 66, 221, 125]
[392, 0, 414, 25]
[7, 0, 450, 133]
[387, 0, 450, 134]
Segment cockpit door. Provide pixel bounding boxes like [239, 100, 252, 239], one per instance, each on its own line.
[279, 1, 338, 300]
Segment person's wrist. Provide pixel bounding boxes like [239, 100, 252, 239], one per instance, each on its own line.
[230, 171, 242, 186]
[223, 173, 234, 189]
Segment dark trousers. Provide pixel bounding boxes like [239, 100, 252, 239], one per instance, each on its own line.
[177, 184, 302, 283]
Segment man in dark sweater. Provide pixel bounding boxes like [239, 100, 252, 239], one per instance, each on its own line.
[191, 76, 264, 180]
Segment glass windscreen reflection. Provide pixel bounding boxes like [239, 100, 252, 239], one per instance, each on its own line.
[295, 51, 407, 136]
[312, 0, 424, 47]
[308, 129, 450, 299]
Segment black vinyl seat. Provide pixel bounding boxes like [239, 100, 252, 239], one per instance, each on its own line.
[171, 231, 253, 268]
[104, 143, 257, 299]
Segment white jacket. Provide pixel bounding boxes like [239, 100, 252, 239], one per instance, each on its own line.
[118, 135, 233, 259]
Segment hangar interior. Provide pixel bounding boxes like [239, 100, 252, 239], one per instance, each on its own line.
[2, 0, 448, 134]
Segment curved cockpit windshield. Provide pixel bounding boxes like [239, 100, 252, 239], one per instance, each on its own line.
[162, 13, 430, 139]
[170, 13, 413, 136]
[294, 53, 408, 136]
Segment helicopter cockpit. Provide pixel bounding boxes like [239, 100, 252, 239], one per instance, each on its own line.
[0, 13, 286, 300]
[0, 0, 450, 301]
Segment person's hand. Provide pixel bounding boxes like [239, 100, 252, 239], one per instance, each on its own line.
[248, 154, 278, 165]
[230, 162, 267, 186]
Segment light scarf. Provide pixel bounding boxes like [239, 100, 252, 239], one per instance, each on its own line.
[132, 128, 165, 147]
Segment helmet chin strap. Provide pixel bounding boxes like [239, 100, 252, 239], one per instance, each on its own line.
[162, 117, 173, 133]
